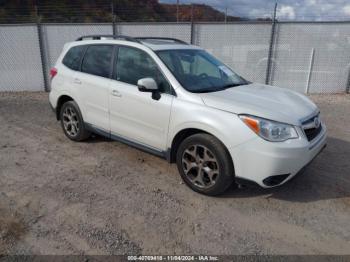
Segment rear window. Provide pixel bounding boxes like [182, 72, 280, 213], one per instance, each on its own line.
[62, 45, 85, 71]
[81, 45, 113, 78]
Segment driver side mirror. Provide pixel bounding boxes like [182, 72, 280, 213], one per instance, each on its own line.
[137, 78, 158, 92]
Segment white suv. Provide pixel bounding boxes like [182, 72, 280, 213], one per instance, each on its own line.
[49, 35, 327, 195]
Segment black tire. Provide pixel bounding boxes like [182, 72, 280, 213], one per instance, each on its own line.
[60, 101, 90, 141]
[176, 133, 234, 196]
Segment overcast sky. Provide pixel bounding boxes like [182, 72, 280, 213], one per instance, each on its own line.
[160, 0, 350, 20]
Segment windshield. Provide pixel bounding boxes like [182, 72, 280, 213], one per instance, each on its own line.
[157, 49, 249, 93]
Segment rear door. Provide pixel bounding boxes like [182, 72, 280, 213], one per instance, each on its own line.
[74, 45, 114, 132]
[58, 45, 86, 99]
[109, 46, 174, 151]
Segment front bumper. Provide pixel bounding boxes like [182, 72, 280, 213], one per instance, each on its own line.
[229, 124, 327, 188]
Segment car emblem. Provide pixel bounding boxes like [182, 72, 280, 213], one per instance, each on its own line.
[314, 116, 320, 128]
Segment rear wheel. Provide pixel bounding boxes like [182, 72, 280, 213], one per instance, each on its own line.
[176, 133, 234, 196]
[60, 101, 90, 141]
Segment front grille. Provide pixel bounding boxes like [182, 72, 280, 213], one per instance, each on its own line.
[302, 114, 322, 142]
[304, 124, 322, 141]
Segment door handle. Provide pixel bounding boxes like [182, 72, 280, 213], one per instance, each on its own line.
[74, 78, 82, 85]
[111, 89, 122, 97]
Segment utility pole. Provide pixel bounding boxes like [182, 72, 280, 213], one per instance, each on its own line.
[34, 5, 40, 22]
[176, 0, 179, 23]
[111, 0, 116, 35]
[224, 7, 227, 23]
[265, 2, 278, 85]
[191, 4, 194, 22]
[191, 4, 194, 45]
[190, 4, 195, 44]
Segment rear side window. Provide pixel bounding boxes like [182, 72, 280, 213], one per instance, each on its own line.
[81, 45, 113, 78]
[62, 45, 85, 71]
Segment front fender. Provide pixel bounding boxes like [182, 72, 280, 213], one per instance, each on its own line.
[167, 98, 257, 150]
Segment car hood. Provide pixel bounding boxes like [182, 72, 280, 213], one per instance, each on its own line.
[199, 83, 318, 126]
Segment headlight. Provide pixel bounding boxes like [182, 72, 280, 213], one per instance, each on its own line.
[239, 115, 298, 142]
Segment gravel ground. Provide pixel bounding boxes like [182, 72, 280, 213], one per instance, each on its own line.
[0, 92, 349, 255]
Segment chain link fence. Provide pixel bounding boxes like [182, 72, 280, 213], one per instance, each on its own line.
[0, 21, 349, 93]
[42, 24, 113, 77]
[0, 24, 45, 91]
[116, 22, 192, 43]
[194, 22, 272, 84]
[270, 22, 350, 94]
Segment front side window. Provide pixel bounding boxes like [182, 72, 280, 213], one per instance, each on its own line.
[62, 45, 85, 71]
[115, 46, 171, 93]
[157, 49, 248, 93]
[81, 45, 113, 78]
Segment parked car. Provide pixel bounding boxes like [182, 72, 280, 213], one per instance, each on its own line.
[49, 35, 327, 195]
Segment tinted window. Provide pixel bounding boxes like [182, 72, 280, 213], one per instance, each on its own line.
[115, 46, 171, 93]
[81, 45, 113, 78]
[62, 45, 85, 71]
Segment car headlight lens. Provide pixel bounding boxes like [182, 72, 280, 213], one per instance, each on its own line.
[239, 115, 298, 142]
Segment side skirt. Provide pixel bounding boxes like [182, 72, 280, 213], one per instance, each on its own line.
[85, 123, 170, 161]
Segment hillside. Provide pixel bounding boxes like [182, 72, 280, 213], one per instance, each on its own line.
[0, 0, 242, 23]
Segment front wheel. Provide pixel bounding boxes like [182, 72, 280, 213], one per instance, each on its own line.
[60, 101, 90, 141]
[176, 133, 234, 196]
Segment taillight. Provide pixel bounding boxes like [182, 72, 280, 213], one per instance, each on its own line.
[50, 67, 57, 80]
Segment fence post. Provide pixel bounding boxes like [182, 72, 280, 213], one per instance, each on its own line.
[305, 48, 315, 94]
[265, 3, 277, 85]
[346, 66, 350, 93]
[190, 4, 195, 44]
[36, 6, 49, 92]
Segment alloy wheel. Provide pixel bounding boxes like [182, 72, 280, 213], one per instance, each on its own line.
[62, 106, 79, 137]
[181, 145, 219, 189]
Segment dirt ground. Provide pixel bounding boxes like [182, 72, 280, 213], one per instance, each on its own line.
[0, 92, 349, 255]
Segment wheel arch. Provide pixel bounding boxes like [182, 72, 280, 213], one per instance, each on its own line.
[168, 127, 234, 169]
[56, 95, 74, 120]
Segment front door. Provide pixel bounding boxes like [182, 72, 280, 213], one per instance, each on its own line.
[109, 46, 174, 151]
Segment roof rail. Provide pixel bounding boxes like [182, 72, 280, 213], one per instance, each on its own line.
[75, 35, 140, 43]
[135, 37, 188, 44]
[75, 35, 189, 45]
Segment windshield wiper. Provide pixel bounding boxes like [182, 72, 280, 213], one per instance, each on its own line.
[191, 82, 248, 93]
[219, 83, 247, 90]
[192, 88, 219, 93]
